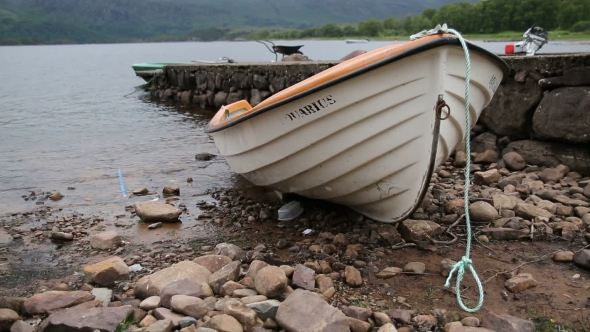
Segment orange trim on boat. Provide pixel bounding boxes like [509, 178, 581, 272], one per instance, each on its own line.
[207, 34, 457, 132]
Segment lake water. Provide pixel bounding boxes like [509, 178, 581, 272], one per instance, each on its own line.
[1, 39, 589, 216]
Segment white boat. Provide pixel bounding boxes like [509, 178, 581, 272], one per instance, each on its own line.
[205, 34, 509, 223]
[346, 38, 369, 44]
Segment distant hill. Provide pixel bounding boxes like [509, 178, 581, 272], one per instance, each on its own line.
[0, 0, 476, 43]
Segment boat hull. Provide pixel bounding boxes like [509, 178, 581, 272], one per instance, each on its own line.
[207, 39, 506, 223]
[131, 63, 183, 82]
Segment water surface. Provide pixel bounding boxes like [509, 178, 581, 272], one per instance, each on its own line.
[1, 40, 589, 216]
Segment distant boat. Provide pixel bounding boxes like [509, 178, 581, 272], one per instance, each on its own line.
[346, 38, 369, 44]
[132, 58, 235, 82]
[205, 34, 509, 223]
[131, 63, 183, 82]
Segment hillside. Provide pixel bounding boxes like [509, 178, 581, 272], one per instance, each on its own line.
[0, 0, 475, 43]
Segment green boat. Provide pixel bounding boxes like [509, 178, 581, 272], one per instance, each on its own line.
[131, 62, 183, 82]
[132, 58, 236, 82]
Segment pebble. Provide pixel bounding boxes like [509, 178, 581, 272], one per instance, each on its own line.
[148, 222, 163, 229]
[505, 273, 538, 292]
[552, 251, 575, 262]
[403, 262, 426, 274]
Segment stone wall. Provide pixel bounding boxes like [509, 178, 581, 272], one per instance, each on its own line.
[148, 62, 337, 110]
[474, 54, 590, 174]
[146, 53, 590, 174]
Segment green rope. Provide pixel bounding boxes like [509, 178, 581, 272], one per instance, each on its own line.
[411, 24, 484, 312]
[443, 28, 485, 313]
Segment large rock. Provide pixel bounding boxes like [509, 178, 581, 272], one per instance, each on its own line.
[134, 261, 211, 299]
[204, 314, 243, 332]
[276, 289, 350, 332]
[479, 78, 544, 139]
[134, 202, 182, 223]
[144, 319, 173, 332]
[503, 151, 527, 171]
[24, 291, 95, 315]
[503, 140, 590, 174]
[160, 279, 209, 308]
[9, 320, 34, 332]
[492, 194, 524, 210]
[539, 67, 590, 88]
[0, 308, 20, 331]
[398, 219, 442, 242]
[89, 231, 122, 250]
[170, 295, 208, 320]
[246, 300, 281, 321]
[193, 255, 232, 273]
[532, 87, 590, 144]
[38, 306, 133, 332]
[245, 260, 270, 280]
[83, 256, 129, 286]
[209, 261, 241, 295]
[254, 266, 288, 298]
[573, 249, 590, 270]
[223, 301, 258, 330]
[214, 243, 245, 261]
[481, 312, 534, 332]
[0, 297, 24, 314]
[470, 132, 498, 153]
[473, 169, 501, 185]
[292, 264, 316, 291]
[344, 266, 362, 287]
[153, 308, 184, 328]
[214, 91, 228, 109]
[514, 203, 554, 219]
[342, 306, 371, 322]
[376, 224, 402, 245]
[469, 201, 499, 223]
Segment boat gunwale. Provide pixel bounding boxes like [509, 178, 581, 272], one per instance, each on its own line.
[205, 36, 509, 134]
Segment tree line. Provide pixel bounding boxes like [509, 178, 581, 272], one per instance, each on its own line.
[2, 0, 589, 45]
[248, 0, 590, 39]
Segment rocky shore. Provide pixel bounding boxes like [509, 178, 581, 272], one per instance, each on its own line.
[1, 146, 590, 332]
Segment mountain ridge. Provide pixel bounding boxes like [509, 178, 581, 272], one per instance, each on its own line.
[0, 0, 476, 43]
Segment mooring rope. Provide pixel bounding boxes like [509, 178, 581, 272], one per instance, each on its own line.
[124, 69, 162, 97]
[410, 24, 484, 312]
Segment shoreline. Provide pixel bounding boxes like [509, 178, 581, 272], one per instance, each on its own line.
[1, 154, 590, 331]
[2, 36, 590, 47]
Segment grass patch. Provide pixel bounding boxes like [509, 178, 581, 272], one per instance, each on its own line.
[350, 297, 367, 308]
[532, 317, 586, 332]
[116, 310, 135, 332]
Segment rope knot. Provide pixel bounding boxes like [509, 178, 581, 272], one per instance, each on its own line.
[460, 256, 472, 265]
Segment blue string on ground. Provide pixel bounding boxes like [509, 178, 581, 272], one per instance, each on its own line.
[411, 24, 485, 312]
[118, 167, 128, 197]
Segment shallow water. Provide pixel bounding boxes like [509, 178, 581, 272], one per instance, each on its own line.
[0, 40, 589, 216]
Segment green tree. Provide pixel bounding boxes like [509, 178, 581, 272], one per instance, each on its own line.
[300, 27, 317, 38]
[342, 25, 357, 36]
[558, 0, 590, 29]
[422, 8, 437, 20]
[432, 2, 480, 34]
[357, 18, 383, 37]
[319, 23, 343, 37]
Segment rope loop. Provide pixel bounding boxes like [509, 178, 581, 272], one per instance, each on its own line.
[410, 24, 484, 313]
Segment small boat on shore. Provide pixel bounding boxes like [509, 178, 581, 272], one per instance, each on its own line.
[132, 57, 236, 81]
[345, 38, 369, 44]
[205, 33, 508, 223]
[132, 63, 183, 82]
